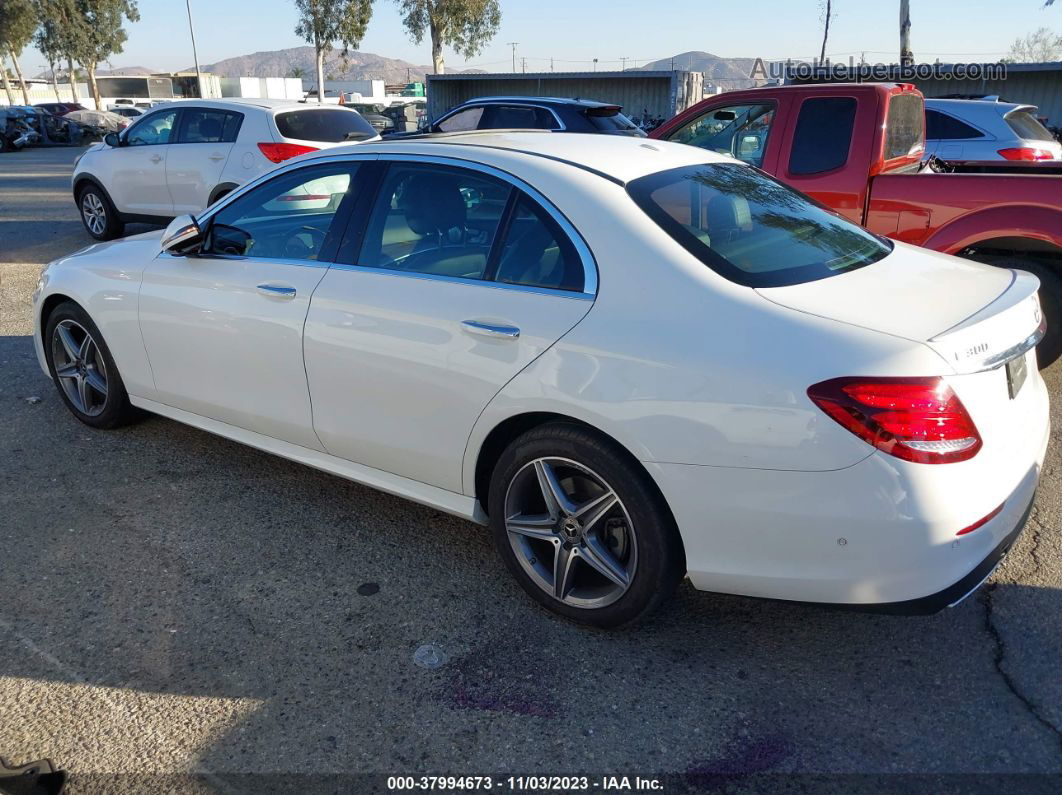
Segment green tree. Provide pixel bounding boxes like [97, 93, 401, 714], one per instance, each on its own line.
[35, 0, 71, 101]
[294, 0, 374, 104]
[395, 0, 501, 75]
[1007, 26, 1062, 62]
[0, 0, 37, 103]
[289, 65, 307, 78]
[67, 0, 140, 109]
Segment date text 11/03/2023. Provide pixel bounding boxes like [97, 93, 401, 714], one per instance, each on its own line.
[387, 775, 665, 791]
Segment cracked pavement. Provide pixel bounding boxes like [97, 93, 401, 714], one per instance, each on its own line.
[1, 147, 1060, 783]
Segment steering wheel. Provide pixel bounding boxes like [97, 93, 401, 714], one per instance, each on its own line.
[283, 225, 328, 260]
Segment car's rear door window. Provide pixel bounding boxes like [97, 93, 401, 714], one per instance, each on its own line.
[492, 196, 584, 291]
[178, 108, 243, 143]
[274, 108, 376, 142]
[359, 163, 512, 280]
[628, 163, 892, 287]
[479, 105, 555, 130]
[788, 97, 857, 175]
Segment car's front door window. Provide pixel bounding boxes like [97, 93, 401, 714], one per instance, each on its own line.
[667, 102, 776, 167]
[125, 109, 178, 146]
[202, 163, 359, 261]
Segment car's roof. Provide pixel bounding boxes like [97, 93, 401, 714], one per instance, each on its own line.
[309, 130, 735, 185]
[456, 96, 620, 109]
[925, 98, 1034, 116]
[155, 98, 356, 112]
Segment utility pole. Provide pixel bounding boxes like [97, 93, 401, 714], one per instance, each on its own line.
[620, 56, 628, 71]
[593, 58, 598, 72]
[185, 0, 204, 97]
[521, 57, 526, 73]
[899, 0, 913, 67]
[550, 57, 554, 72]
[507, 42, 518, 73]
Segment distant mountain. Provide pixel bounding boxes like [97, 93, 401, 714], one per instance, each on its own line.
[97, 66, 158, 76]
[635, 51, 763, 89]
[193, 46, 433, 84]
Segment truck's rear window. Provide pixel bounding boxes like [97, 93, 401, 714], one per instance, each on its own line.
[884, 93, 924, 160]
[627, 163, 892, 288]
[275, 108, 377, 142]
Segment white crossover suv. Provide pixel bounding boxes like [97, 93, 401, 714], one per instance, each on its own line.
[71, 98, 379, 240]
[36, 132, 1048, 627]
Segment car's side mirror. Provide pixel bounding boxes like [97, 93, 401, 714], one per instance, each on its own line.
[160, 214, 202, 255]
[103, 132, 121, 147]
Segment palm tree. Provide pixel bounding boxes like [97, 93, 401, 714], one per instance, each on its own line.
[289, 66, 307, 78]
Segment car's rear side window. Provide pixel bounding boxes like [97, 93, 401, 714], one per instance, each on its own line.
[275, 108, 376, 142]
[628, 163, 892, 288]
[925, 109, 983, 140]
[1005, 110, 1054, 142]
[788, 97, 857, 175]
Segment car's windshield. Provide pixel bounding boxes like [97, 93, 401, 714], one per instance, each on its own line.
[627, 163, 893, 288]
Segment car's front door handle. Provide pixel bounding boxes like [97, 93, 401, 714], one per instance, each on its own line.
[257, 283, 297, 298]
[461, 320, 520, 339]
[209, 153, 225, 161]
[150, 154, 162, 163]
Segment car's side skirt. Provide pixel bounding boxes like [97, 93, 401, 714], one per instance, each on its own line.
[130, 396, 488, 524]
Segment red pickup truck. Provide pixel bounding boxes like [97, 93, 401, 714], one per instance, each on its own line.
[650, 83, 1062, 365]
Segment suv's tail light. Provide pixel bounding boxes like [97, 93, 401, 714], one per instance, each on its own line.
[997, 147, 1054, 161]
[257, 142, 319, 163]
[807, 377, 982, 464]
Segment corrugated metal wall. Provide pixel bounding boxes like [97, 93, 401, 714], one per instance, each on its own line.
[916, 70, 1062, 127]
[426, 72, 701, 122]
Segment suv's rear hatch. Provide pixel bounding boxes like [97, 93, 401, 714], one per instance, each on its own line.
[757, 243, 1043, 374]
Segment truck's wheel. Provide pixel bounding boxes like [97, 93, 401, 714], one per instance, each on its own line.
[985, 258, 1062, 369]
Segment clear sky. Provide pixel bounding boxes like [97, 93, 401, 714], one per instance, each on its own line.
[13, 0, 1062, 76]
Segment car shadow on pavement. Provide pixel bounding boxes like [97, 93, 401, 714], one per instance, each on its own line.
[2, 332, 1061, 782]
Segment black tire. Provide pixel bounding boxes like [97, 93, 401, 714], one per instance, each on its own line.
[488, 422, 685, 629]
[971, 256, 1062, 369]
[77, 183, 124, 241]
[44, 301, 138, 429]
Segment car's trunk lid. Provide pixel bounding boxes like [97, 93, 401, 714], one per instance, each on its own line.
[756, 243, 1043, 374]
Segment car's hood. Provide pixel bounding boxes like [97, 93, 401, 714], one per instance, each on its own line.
[756, 242, 1043, 374]
[51, 228, 165, 269]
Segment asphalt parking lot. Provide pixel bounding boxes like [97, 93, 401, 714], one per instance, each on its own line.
[1, 147, 1061, 788]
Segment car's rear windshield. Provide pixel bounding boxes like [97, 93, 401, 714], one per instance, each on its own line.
[274, 108, 377, 142]
[1005, 110, 1054, 142]
[585, 107, 645, 136]
[627, 163, 893, 288]
[884, 92, 924, 160]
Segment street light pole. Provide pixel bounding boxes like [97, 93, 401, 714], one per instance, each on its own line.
[185, 0, 203, 97]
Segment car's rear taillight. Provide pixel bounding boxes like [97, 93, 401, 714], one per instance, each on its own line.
[997, 147, 1054, 161]
[807, 376, 982, 464]
[257, 142, 319, 163]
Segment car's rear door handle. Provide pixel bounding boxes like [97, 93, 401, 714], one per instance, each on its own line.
[150, 154, 162, 163]
[257, 283, 297, 298]
[209, 153, 225, 161]
[461, 320, 520, 339]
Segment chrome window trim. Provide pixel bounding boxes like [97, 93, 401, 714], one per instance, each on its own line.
[368, 152, 597, 296]
[159, 250, 331, 269]
[435, 102, 567, 132]
[328, 263, 592, 300]
[193, 150, 599, 297]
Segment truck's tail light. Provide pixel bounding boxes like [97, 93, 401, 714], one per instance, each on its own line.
[807, 377, 982, 464]
[997, 147, 1054, 161]
[257, 142, 319, 163]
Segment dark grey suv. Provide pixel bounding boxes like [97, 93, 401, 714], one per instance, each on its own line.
[424, 97, 646, 137]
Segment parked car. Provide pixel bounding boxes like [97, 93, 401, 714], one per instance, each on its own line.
[72, 98, 379, 241]
[419, 96, 646, 137]
[108, 106, 147, 119]
[2, 105, 81, 145]
[35, 102, 88, 116]
[651, 83, 1062, 365]
[923, 98, 1061, 162]
[34, 132, 1047, 627]
[343, 101, 395, 134]
[0, 108, 38, 151]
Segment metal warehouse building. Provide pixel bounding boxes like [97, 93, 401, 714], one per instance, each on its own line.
[425, 71, 704, 124]
[787, 62, 1062, 127]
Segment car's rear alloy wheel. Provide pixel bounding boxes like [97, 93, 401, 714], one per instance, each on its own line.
[489, 423, 684, 628]
[504, 457, 637, 609]
[45, 302, 137, 429]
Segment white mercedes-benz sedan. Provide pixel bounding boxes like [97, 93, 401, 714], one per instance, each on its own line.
[33, 132, 1048, 627]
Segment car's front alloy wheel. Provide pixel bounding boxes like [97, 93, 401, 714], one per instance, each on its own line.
[489, 423, 684, 628]
[45, 301, 137, 428]
[78, 186, 123, 241]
